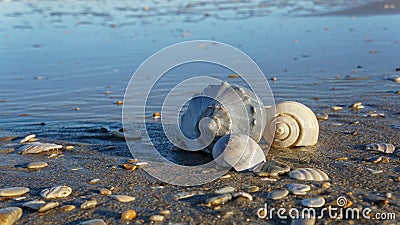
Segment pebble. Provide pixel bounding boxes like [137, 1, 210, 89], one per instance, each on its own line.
[152, 112, 161, 119]
[27, 162, 48, 169]
[99, 188, 112, 196]
[81, 200, 97, 209]
[80, 219, 107, 225]
[253, 159, 290, 177]
[38, 202, 59, 213]
[246, 186, 259, 193]
[122, 163, 137, 171]
[60, 205, 76, 212]
[40, 186, 72, 199]
[89, 179, 100, 184]
[302, 197, 325, 207]
[228, 74, 239, 78]
[366, 143, 395, 154]
[289, 168, 329, 181]
[316, 113, 328, 121]
[349, 102, 364, 110]
[65, 146, 74, 150]
[150, 215, 164, 222]
[286, 184, 311, 195]
[232, 192, 253, 201]
[0, 207, 23, 225]
[110, 195, 135, 203]
[267, 189, 289, 200]
[159, 210, 171, 216]
[19, 142, 63, 154]
[215, 186, 235, 194]
[321, 182, 331, 189]
[205, 193, 232, 206]
[22, 200, 45, 211]
[0, 187, 30, 197]
[116, 100, 123, 105]
[121, 209, 137, 221]
[20, 134, 36, 143]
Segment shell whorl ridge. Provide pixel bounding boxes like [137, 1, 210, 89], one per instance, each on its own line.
[212, 134, 266, 171]
[264, 101, 319, 148]
[180, 82, 266, 151]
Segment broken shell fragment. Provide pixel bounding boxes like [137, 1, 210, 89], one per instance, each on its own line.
[40, 186, 72, 199]
[253, 159, 290, 177]
[0, 207, 23, 225]
[264, 101, 319, 148]
[366, 143, 395, 154]
[0, 187, 30, 197]
[38, 202, 59, 213]
[20, 134, 36, 143]
[22, 200, 46, 211]
[19, 142, 63, 154]
[205, 193, 232, 206]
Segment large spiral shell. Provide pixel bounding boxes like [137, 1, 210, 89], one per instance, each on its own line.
[264, 101, 319, 148]
[180, 82, 266, 151]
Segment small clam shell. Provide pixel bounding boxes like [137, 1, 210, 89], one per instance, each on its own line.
[253, 159, 290, 177]
[289, 168, 329, 181]
[40, 186, 72, 199]
[286, 184, 311, 195]
[38, 202, 59, 213]
[121, 209, 137, 221]
[349, 102, 364, 110]
[19, 142, 63, 154]
[22, 200, 45, 211]
[0, 207, 23, 225]
[0, 187, 30, 197]
[110, 195, 135, 203]
[80, 219, 107, 225]
[215, 186, 235, 194]
[301, 197, 325, 208]
[366, 143, 395, 154]
[205, 193, 232, 206]
[99, 188, 112, 196]
[232, 192, 253, 201]
[267, 189, 289, 200]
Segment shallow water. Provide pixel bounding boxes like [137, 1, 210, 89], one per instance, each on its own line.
[0, 0, 399, 128]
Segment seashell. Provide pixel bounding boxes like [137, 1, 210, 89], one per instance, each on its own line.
[365, 143, 395, 154]
[286, 184, 311, 195]
[110, 195, 135, 203]
[19, 142, 63, 154]
[40, 186, 72, 199]
[20, 134, 36, 143]
[0, 207, 23, 225]
[212, 134, 266, 172]
[253, 159, 290, 177]
[180, 82, 266, 151]
[60, 205, 75, 212]
[121, 209, 137, 221]
[321, 182, 331, 189]
[316, 113, 328, 121]
[215, 186, 235, 194]
[27, 162, 48, 169]
[22, 200, 45, 211]
[81, 200, 97, 209]
[331, 106, 343, 111]
[246, 186, 259, 193]
[205, 193, 232, 206]
[150, 215, 164, 222]
[301, 197, 325, 208]
[264, 101, 319, 148]
[38, 202, 59, 213]
[80, 219, 107, 225]
[232, 192, 253, 201]
[267, 189, 289, 200]
[289, 168, 329, 181]
[0, 187, 30, 197]
[291, 214, 316, 225]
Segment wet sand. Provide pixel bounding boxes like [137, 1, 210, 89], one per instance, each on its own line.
[1, 0, 400, 224]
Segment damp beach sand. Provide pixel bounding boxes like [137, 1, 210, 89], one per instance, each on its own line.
[1, 0, 400, 224]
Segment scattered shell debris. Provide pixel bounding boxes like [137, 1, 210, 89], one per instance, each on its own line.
[18, 142, 63, 154]
[41, 185, 72, 199]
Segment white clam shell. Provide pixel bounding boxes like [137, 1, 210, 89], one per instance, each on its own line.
[264, 101, 319, 148]
[289, 168, 329, 181]
[0, 207, 23, 225]
[40, 185, 72, 199]
[212, 134, 266, 172]
[366, 143, 395, 154]
[18, 142, 63, 154]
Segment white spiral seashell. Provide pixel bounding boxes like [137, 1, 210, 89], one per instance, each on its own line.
[264, 101, 319, 148]
[212, 134, 266, 172]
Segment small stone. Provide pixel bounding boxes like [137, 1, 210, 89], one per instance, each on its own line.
[65, 146, 74, 150]
[215, 186, 235, 194]
[22, 200, 46, 210]
[80, 219, 107, 225]
[150, 215, 164, 222]
[0, 207, 23, 225]
[60, 205, 75, 212]
[116, 100, 123, 105]
[267, 189, 289, 200]
[89, 179, 100, 184]
[27, 162, 48, 169]
[0, 187, 30, 197]
[159, 210, 171, 216]
[99, 188, 112, 196]
[40, 186, 72, 199]
[253, 159, 290, 177]
[111, 195, 135, 203]
[121, 209, 137, 221]
[271, 77, 278, 81]
[321, 182, 331, 189]
[286, 184, 311, 195]
[122, 163, 137, 171]
[335, 157, 348, 161]
[153, 112, 161, 119]
[302, 197, 325, 208]
[81, 200, 97, 209]
[349, 102, 364, 110]
[38, 202, 59, 213]
[246, 186, 259, 193]
[316, 113, 328, 121]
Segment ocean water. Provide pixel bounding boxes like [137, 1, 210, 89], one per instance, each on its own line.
[0, 0, 399, 128]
